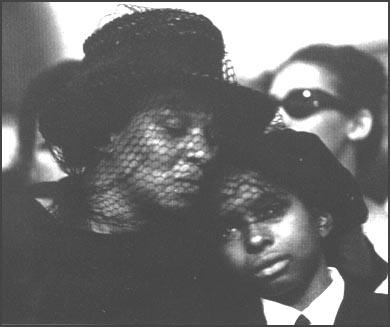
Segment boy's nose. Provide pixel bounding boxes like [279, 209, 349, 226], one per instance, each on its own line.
[245, 224, 272, 253]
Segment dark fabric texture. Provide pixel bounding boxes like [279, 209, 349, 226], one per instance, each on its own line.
[324, 224, 388, 292]
[202, 280, 388, 325]
[2, 187, 207, 324]
[2, 181, 388, 324]
[334, 282, 389, 325]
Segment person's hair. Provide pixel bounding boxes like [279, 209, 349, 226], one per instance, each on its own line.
[16, 60, 82, 183]
[246, 70, 274, 93]
[271, 44, 387, 174]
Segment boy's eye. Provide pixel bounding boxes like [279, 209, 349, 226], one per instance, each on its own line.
[265, 207, 277, 216]
[224, 222, 240, 233]
[218, 214, 242, 239]
[221, 226, 240, 240]
[257, 203, 284, 220]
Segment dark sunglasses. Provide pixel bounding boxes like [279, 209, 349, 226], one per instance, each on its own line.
[279, 88, 355, 119]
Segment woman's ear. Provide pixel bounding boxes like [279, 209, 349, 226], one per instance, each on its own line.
[347, 108, 373, 141]
[317, 212, 333, 238]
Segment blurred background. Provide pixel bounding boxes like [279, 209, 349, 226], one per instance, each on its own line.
[2, 2, 388, 205]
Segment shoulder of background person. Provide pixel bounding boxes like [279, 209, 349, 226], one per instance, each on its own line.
[335, 281, 389, 325]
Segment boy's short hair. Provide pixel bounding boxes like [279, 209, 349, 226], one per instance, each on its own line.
[218, 129, 368, 236]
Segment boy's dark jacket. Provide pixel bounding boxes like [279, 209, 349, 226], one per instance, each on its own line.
[334, 282, 388, 325]
[202, 263, 388, 326]
[239, 283, 389, 325]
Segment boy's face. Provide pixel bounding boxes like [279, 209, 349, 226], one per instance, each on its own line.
[214, 169, 325, 299]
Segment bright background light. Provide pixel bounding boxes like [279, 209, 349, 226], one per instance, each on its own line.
[50, 2, 388, 79]
[2, 123, 18, 170]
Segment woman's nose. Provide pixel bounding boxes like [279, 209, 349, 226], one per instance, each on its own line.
[185, 128, 215, 164]
[245, 223, 273, 253]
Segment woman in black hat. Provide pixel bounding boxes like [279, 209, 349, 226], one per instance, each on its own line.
[3, 6, 277, 324]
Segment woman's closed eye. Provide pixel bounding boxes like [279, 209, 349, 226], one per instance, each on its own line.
[159, 114, 188, 136]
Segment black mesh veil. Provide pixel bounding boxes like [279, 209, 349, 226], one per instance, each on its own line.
[37, 5, 279, 234]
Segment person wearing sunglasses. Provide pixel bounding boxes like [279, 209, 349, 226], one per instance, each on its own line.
[267, 44, 388, 294]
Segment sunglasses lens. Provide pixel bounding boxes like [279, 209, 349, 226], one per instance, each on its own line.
[283, 102, 316, 119]
[281, 89, 335, 119]
[281, 88, 355, 119]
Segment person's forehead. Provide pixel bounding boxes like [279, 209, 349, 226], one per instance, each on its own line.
[269, 61, 342, 99]
[217, 170, 286, 212]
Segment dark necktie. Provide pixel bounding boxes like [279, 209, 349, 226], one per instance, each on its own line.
[294, 314, 311, 325]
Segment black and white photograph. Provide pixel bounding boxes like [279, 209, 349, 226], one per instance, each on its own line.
[2, 2, 388, 325]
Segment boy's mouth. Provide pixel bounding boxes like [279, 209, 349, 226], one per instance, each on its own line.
[252, 257, 290, 278]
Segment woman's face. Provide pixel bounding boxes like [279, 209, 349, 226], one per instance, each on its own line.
[109, 88, 218, 212]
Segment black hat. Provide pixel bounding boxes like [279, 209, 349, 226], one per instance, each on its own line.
[39, 7, 277, 170]
[225, 129, 368, 233]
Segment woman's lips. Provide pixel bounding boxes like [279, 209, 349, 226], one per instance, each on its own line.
[253, 258, 289, 278]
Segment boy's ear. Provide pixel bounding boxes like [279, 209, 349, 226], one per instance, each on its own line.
[317, 212, 333, 238]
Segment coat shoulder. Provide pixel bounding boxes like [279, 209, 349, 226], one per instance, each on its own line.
[336, 282, 389, 325]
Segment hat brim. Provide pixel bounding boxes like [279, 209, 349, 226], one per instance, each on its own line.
[81, 61, 278, 130]
[41, 62, 278, 156]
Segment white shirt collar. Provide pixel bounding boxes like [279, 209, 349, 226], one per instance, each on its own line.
[261, 267, 345, 325]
